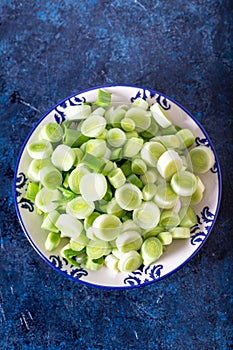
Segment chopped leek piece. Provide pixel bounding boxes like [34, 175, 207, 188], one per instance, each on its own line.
[40, 122, 63, 143]
[152, 135, 180, 149]
[157, 231, 173, 245]
[66, 196, 95, 219]
[115, 183, 142, 211]
[85, 139, 107, 158]
[64, 104, 91, 120]
[45, 232, 61, 251]
[126, 173, 143, 189]
[179, 206, 197, 227]
[142, 183, 157, 201]
[118, 251, 142, 272]
[150, 103, 172, 128]
[27, 158, 52, 182]
[142, 226, 164, 239]
[157, 149, 183, 180]
[131, 158, 147, 175]
[35, 187, 62, 213]
[82, 152, 106, 172]
[141, 237, 163, 266]
[170, 227, 190, 239]
[79, 173, 107, 201]
[40, 165, 63, 189]
[108, 168, 126, 189]
[133, 201, 160, 230]
[159, 210, 180, 229]
[84, 257, 104, 271]
[176, 128, 195, 148]
[116, 231, 143, 253]
[81, 115, 106, 138]
[123, 137, 144, 158]
[125, 107, 151, 132]
[27, 140, 53, 159]
[92, 214, 122, 241]
[106, 128, 126, 147]
[171, 171, 198, 196]
[63, 128, 89, 147]
[68, 164, 90, 194]
[189, 146, 215, 174]
[140, 141, 166, 167]
[121, 117, 136, 131]
[105, 254, 119, 273]
[191, 176, 205, 205]
[154, 184, 178, 209]
[51, 144, 76, 171]
[41, 210, 60, 232]
[94, 89, 112, 108]
[25, 182, 40, 202]
[56, 213, 83, 240]
[140, 169, 158, 184]
[86, 240, 110, 259]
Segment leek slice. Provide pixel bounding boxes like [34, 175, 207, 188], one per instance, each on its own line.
[40, 165, 63, 189]
[81, 115, 106, 138]
[159, 210, 180, 229]
[35, 187, 62, 213]
[79, 173, 107, 201]
[27, 140, 53, 159]
[51, 144, 76, 171]
[27, 158, 52, 182]
[125, 107, 151, 132]
[191, 176, 205, 205]
[68, 164, 90, 194]
[84, 139, 107, 158]
[133, 201, 160, 230]
[40, 122, 63, 143]
[123, 137, 144, 158]
[66, 196, 95, 219]
[105, 254, 119, 273]
[106, 128, 126, 147]
[118, 251, 142, 272]
[131, 158, 147, 175]
[45, 231, 61, 251]
[171, 171, 198, 196]
[64, 104, 91, 120]
[41, 210, 60, 232]
[142, 183, 157, 201]
[170, 227, 190, 239]
[150, 103, 172, 128]
[140, 141, 166, 167]
[176, 128, 195, 149]
[116, 231, 143, 253]
[179, 206, 197, 227]
[108, 168, 126, 189]
[157, 231, 173, 245]
[86, 240, 110, 259]
[154, 184, 178, 209]
[115, 183, 142, 211]
[157, 149, 183, 180]
[189, 146, 215, 174]
[121, 118, 136, 131]
[55, 213, 83, 240]
[141, 237, 163, 266]
[92, 214, 122, 241]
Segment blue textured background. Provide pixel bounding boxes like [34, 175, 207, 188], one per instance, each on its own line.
[0, 1, 232, 349]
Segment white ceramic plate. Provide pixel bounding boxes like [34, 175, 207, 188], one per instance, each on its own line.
[14, 85, 222, 289]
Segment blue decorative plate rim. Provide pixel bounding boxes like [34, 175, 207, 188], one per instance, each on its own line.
[14, 85, 222, 290]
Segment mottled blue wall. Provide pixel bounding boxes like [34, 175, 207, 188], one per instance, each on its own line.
[0, 1, 232, 349]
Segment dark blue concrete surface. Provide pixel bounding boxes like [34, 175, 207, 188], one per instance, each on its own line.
[0, 1, 232, 349]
